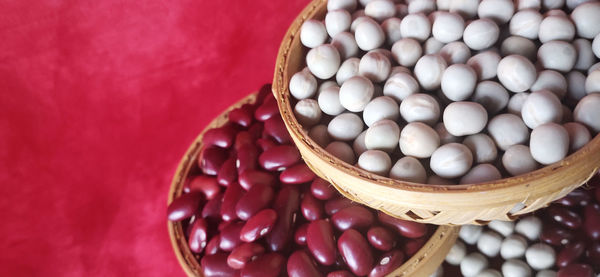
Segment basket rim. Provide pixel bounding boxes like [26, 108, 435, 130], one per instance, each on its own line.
[272, 0, 600, 195]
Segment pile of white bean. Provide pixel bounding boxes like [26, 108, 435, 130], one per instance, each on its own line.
[290, 0, 600, 184]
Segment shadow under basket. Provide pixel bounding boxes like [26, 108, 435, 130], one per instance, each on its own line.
[167, 92, 460, 277]
[272, 0, 600, 225]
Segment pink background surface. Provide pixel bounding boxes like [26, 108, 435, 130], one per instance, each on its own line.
[0, 0, 309, 275]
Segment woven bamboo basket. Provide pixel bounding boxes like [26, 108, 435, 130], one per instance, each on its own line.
[272, 0, 600, 225]
[167, 92, 460, 277]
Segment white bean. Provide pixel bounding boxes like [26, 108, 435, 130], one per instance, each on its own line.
[400, 13, 432, 42]
[400, 93, 441, 125]
[357, 149, 392, 175]
[389, 156, 428, 183]
[449, 0, 480, 18]
[476, 269, 503, 277]
[328, 113, 364, 141]
[489, 220, 515, 237]
[460, 225, 484, 245]
[381, 18, 403, 45]
[319, 81, 339, 92]
[332, 32, 360, 60]
[502, 259, 532, 277]
[501, 234, 528, 259]
[437, 0, 452, 10]
[307, 44, 341, 79]
[325, 9, 352, 37]
[593, 33, 600, 59]
[467, 50, 501, 81]
[383, 72, 420, 102]
[510, 9, 543, 39]
[461, 252, 489, 277]
[294, 99, 322, 127]
[424, 37, 446, 54]
[497, 55, 537, 93]
[443, 101, 488, 136]
[530, 123, 570, 165]
[566, 71, 588, 101]
[478, 0, 515, 24]
[487, 113, 530, 151]
[574, 93, 600, 133]
[538, 15, 575, 43]
[521, 90, 563, 129]
[566, 0, 594, 10]
[391, 38, 424, 67]
[355, 18, 385, 51]
[359, 51, 391, 83]
[563, 122, 592, 152]
[463, 134, 497, 164]
[336, 57, 360, 86]
[439, 41, 472, 65]
[507, 92, 530, 117]
[471, 81, 509, 115]
[309, 124, 331, 148]
[441, 64, 477, 101]
[500, 36, 537, 61]
[573, 39, 596, 72]
[318, 86, 346, 116]
[414, 54, 448, 90]
[543, 0, 565, 9]
[530, 70, 567, 100]
[365, 119, 400, 152]
[517, 0, 542, 10]
[502, 145, 539, 176]
[461, 164, 502, 184]
[328, 0, 358, 12]
[326, 141, 356, 164]
[585, 70, 600, 94]
[390, 66, 412, 76]
[463, 19, 500, 51]
[446, 240, 467, 265]
[430, 143, 473, 178]
[353, 130, 368, 156]
[409, 0, 437, 14]
[289, 68, 318, 100]
[435, 122, 462, 144]
[300, 20, 328, 48]
[515, 216, 542, 240]
[537, 41, 577, 73]
[525, 243, 556, 270]
[363, 96, 400, 127]
[365, 0, 396, 21]
[399, 122, 441, 158]
[570, 2, 600, 39]
[339, 75, 374, 112]
[477, 231, 503, 257]
[432, 11, 465, 43]
[536, 270, 557, 277]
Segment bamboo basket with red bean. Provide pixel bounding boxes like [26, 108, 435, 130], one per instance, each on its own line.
[166, 87, 459, 277]
[272, 0, 600, 225]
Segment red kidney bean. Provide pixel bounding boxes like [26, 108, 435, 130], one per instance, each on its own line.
[266, 186, 301, 251]
[403, 237, 427, 256]
[548, 205, 583, 229]
[264, 116, 292, 144]
[254, 93, 279, 122]
[199, 147, 229, 176]
[295, 223, 309, 246]
[238, 169, 276, 191]
[584, 203, 600, 240]
[188, 218, 209, 253]
[234, 131, 255, 152]
[205, 234, 220, 256]
[338, 229, 374, 276]
[367, 226, 398, 251]
[540, 224, 574, 246]
[227, 242, 265, 270]
[240, 252, 285, 277]
[201, 252, 238, 277]
[557, 241, 585, 267]
[280, 163, 316, 184]
[332, 206, 375, 231]
[217, 157, 237, 186]
[327, 271, 354, 277]
[557, 263, 593, 277]
[377, 211, 427, 239]
[167, 191, 204, 221]
[235, 184, 274, 221]
[240, 209, 278, 242]
[203, 125, 237, 149]
[257, 138, 277, 151]
[219, 221, 244, 252]
[368, 250, 405, 277]
[585, 241, 600, 263]
[325, 197, 356, 216]
[259, 145, 300, 171]
[556, 189, 592, 207]
[301, 193, 324, 221]
[221, 182, 244, 222]
[311, 179, 336, 200]
[287, 250, 324, 277]
[307, 220, 338, 266]
[202, 194, 222, 219]
[229, 105, 254, 128]
[256, 83, 272, 103]
[236, 144, 259, 174]
[186, 175, 221, 200]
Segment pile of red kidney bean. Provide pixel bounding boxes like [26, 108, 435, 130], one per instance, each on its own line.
[443, 173, 600, 276]
[167, 84, 431, 277]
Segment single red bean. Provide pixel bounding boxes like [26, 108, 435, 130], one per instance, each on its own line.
[259, 145, 301, 171]
[555, 189, 592, 207]
[266, 186, 301, 251]
[540, 224, 574, 246]
[338, 229, 374, 276]
[307, 220, 338, 266]
[257, 138, 277, 151]
[227, 242, 265, 270]
[229, 105, 254, 128]
[264, 116, 292, 144]
[235, 184, 274, 221]
[199, 147, 229, 176]
[368, 250, 405, 277]
[557, 263, 593, 277]
[325, 197, 356, 216]
[367, 226, 398, 251]
[238, 169, 276, 191]
[301, 193, 324, 221]
[377, 212, 427, 239]
[585, 241, 600, 263]
[167, 191, 204, 221]
[583, 203, 600, 240]
[201, 252, 238, 277]
[327, 271, 355, 277]
[236, 144, 259, 174]
[287, 250, 324, 277]
[240, 252, 286, 277]
[311, 179, 336, 200]
[234, 131, 255, 152]
[332, 206, 375, 231]
[202, 194, 222, 219]
[240, 209, 278, 242]
[186, 175, 221, 200]
[219, 222, 244, 251]
[254, 93, 279, 122]
[403, 237, 427, 256]
[203, 125, 237, 149]
[548, 205, 583, 229]
[557, 241, 586, 267]
[217, 157, 237, 186]
[205, 234, 220, 256]
[188, 218, 209, 253]
[280, 163, 316, 184]
[221, 182, 244, 222]
[256, 83, 273, 104]
[295, 223, 309, 246]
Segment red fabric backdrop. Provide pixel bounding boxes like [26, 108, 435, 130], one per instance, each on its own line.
[0, 1, 309, 275]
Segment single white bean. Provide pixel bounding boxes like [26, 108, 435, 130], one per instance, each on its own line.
[446, 240, 467, 265]
[414, 54, 448, 90]
[525, 243, 556, 270]
[489, 220, 515, 237]
[530, 70, 567, 100]
[460, 225, 484, 245]
[463, 134, 497, 164]
[430, 143, 473, 178]
[566, 0, 594, 10]
[309, 124, 331, 148]
[497, 55, 537, 93]
[461, 252, 489, 277]
[463, 19, 500, 51]
[353, 130, 368, 156]
[460, 164, 502, 184]
[510, 9, 543, 39]
[570, 2, 600, 39]
[521, 90, 563, 129]
[476, 269, 503, 277]
[357, 149, 392, 176]
[332, 32, 360, 60]
[362, 96, 400, 127]
[389, 156, 427, 183]
[507, 93, 530, 117]
[389, 66, 412, 77]
[543, 0, 565, 9]
[449, 0, 480, 18]
[439, 41, 472, 65]
[400, 13, 432, 42]
[339, 75, 374, 112]
[515, 215, 542, 240]
[471, 81, 509, 115]
[318, 86, 346, 116]
[487, 113, 530, 151]
[563, 122, 592, 152]
[328, 113, 364, 141]
[467, 50, 501, 81]
[328, 0, 358, 12]
[502, 145, 539, 176]
[391, 38, 424, 67]
[289, 68, 318, 100]
[585, 70, 600, 94]
[566, 71, 588, 101]
[365, 119, 401, 152]
[381, 18, 403, 45]
[574, 93, 600, 133]
[501, 234, 528, 259]
[336, 57, 360, 86]
[409, 0, 437, 14]
[326, 141, 356, 164]
[593, 33, 600, 59]
[573, 38, 596, 72]
[355, 18, 385, 51]
[502, 259, 532, 277]
[437, 0, 452, 10]
[325, 9, 351, 37]
[400, 93, 441, 125]
[478, 0, 515, 24]
[383, 72, 420, 102]
[517, 0, 542, 10]
[530, 123, 570, 165]
[538, 15, 575, 43]
[359, 51, 391, 83]
[477, 231, 503, 257]
[537, 41, 577, 73]
[432, 11, 465, 43]
[441, 64, 477, 101]
[399, 122, 441, 158]
[306, 44, 341, 79]
[500, 36, 537, 61]
[300, 20, 328, 48]
[443, 101, 488, 136]
[365, 0, 396, 21]
[294, 99, 322, 127]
